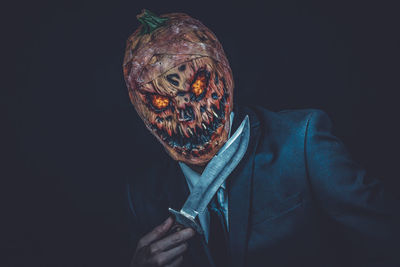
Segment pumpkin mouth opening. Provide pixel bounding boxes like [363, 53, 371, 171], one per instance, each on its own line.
[150, 96, 227, 157]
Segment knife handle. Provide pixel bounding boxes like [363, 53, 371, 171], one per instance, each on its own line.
[168, 207, 203, 235]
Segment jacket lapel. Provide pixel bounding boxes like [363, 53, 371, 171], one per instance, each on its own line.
[228, 106, 261, 267]
[165, 161, 189, 211]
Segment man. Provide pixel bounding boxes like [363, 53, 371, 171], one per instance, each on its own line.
[123, 10, 399, 267]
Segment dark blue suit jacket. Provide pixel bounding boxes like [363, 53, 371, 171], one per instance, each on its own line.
[126, 105, 400, 267]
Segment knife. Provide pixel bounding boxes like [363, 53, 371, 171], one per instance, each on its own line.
[169, 115, 250, 234]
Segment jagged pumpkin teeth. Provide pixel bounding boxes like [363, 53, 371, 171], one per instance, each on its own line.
[202, 113, 210, 125]
[183, 127, 190, 138]
[212, 110, 219, 118]
[178, 125, 184, 137]
[167, 128, 172, 136]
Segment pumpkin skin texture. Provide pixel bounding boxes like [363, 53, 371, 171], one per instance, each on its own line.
[123, 11, 234, 166]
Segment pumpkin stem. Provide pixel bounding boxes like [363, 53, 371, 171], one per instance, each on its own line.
[137, 9, 168, 35]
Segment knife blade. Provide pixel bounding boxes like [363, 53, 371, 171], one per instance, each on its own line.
[169, 115, 250, 234]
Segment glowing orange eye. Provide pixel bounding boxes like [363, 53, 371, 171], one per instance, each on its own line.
[150, 95, 170, 110]
[191, 70, 209, 98]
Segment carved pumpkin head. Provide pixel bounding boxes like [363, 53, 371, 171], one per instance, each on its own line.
[123, 10, 234, 166]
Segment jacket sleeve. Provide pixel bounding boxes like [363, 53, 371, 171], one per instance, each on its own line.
[304, 110, 400, 266]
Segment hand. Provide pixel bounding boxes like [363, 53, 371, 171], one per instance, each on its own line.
[131, 217, 196, 267]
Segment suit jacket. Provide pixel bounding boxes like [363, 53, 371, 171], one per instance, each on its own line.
[126, 105, 400, 267]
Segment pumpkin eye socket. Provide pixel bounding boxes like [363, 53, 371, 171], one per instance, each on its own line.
[150, 94, 170, 111]
[190, 70, 209, 100]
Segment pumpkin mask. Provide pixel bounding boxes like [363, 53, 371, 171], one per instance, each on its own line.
[123, 10, 234, 166]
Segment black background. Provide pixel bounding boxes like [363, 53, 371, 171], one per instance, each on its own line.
[3, 0, 400, 266]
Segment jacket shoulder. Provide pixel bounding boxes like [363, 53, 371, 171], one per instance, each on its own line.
[248, 106, 327, 144]
[251, 106, 324, 127]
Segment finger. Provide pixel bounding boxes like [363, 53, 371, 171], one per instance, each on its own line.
[151, 243, 187, 266]
[150, 228, 195, 252]
[137, 217, 174, 249]
[168, 223, 184, 234]
[165, 256, 183, 267]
